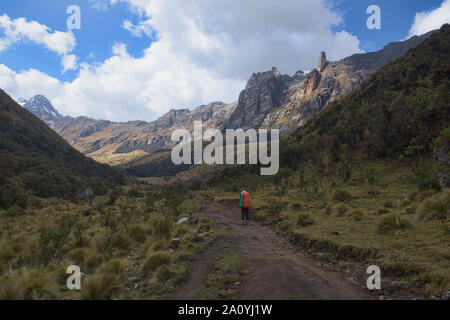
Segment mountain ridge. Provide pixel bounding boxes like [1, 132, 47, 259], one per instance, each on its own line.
[19, 30, 436, 170]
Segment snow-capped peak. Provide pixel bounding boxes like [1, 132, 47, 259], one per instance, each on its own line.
[23, 95, 63, 121]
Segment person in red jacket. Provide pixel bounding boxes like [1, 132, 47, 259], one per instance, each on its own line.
[239, 190, 250, 225]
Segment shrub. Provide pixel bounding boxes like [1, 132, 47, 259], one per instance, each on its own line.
[333, 190, 352, 202]
[383, 200, 394, 208]
[111, 233, 130, 249]
[0, 268, 57, 300]
[324, 204, 333, 215]
[172, 223, 191, 238]
[142, 251, 172, 275]
[334, 204, 348, 217]
[275, 220, 291, 234]
[348, 208, 365, 221]
[152, 239, 167, 251]
[289, 202, 307, 211]
[266, 199, 283, 215]
[377, 214, 412, 234]
[404, 206, 417, 215]
[156, 265, 176, 283]
[150, 215, 171, 238]
[376, 208, 390, 215]
[100, 258, 128, 274]
[399, 199, 411, 207]
[82, 273, 121, 300]
[416, 197, 449, 232]
[296, 213, 314, 227]
[128, 224, 148, 243]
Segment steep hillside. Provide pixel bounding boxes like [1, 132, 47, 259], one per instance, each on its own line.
[0, 90, 125, 209]
[281, 24, 449, 173]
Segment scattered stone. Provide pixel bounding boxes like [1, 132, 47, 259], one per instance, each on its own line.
[128, 276, 138, 283]
[78, 188, 94, 200]
[234, 282, 240, 286]
[442, 291, 450, 300]
[169, 238, 181, 249]
[244, 251, 248, 255]
[177, 217, 190, 225]
[168, 249, 174, 254]
[378, 296, 385, 300]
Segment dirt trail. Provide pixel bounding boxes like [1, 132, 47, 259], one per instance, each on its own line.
[170, 194, 373, 300]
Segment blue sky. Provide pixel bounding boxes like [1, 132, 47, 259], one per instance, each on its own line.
[0, 0, 448, 121]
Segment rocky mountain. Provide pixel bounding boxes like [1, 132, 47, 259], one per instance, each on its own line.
[21, 30, 435, 171]
[22, 95, 63, 121]
[0, 89, 125, 208]
[25, 99, 236, 165]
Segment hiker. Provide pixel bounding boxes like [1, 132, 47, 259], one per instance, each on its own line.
[240, 190, 250, 225]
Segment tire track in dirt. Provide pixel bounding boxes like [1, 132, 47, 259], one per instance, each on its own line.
[170, 194, 373, 300]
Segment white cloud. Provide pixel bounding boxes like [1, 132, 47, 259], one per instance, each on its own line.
[408, 0, 450, 37]
[62, 55, 78, 73]
[0, 0, 363, 122]
[122, 19, 154, 38]
[0, 14, 76, 55]
[89, 0, 112, 11]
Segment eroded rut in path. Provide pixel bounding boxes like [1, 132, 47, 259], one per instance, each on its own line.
[169, 195, 373, 300]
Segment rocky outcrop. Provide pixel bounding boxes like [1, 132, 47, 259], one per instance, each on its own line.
[260, 30, 435, 134]
[317, 51, 328, 72]
[226, 67, 291, 130]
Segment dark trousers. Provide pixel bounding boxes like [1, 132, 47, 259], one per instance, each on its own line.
[241, 207, 249, 221]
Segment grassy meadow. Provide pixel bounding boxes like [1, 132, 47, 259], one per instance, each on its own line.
[205, 159, 450, 298]
[0, 185, 214, 300]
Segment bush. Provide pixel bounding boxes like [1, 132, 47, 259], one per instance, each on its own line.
[151, 239, 167, 251]
[296, 213, 314, 227]
[156, 265, 176, 283]
[289, 202, 308, 211]
[150, 215, 171, 238]
[376, 208, 390, 215]
[333, 190, 352, 202]
[128, 224, 148, 243]
[383, 200, 394, 208]
[267, 199, 283, 215]
[377, 214, 412, 234]
[0, 268, 57, 300]
[111, 233, 130, 249]
[334, 204, 348, 217]
[82, 273, 121, 300]
[348, 209, 364, 221]
[142, 251, 172, 275]
[324, 204, 333, 215]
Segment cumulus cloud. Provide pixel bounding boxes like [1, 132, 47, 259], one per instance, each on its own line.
[62, 54, 78, 73]
[122, 19, 154, 38]
[0, 0, 363, 122]
[0, 14, 76, 55]
[408, 0, 450, 37]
